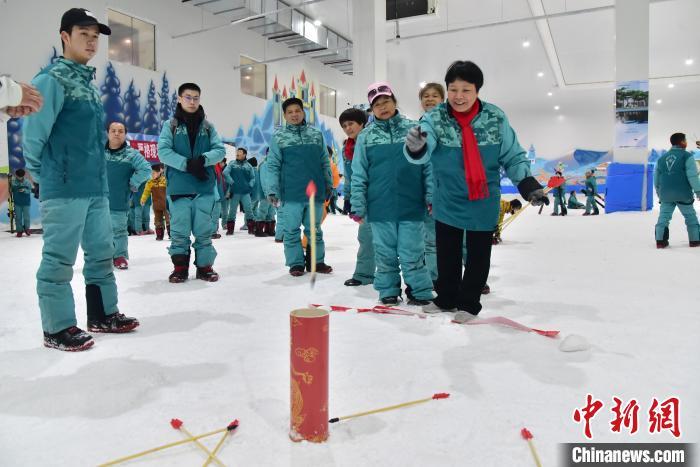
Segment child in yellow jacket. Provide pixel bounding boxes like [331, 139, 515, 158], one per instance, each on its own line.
[141, 164, 170, 240]
[493, 198, 522, 244]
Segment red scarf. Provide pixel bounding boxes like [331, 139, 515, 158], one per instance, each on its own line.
[344, 138, 356, 161]
[452, 103, 489, 201]
[214, 164, 226, 191]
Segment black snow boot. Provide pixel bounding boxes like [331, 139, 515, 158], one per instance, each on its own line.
[43, 326, 94, 351]
[169, 254, 190, 283]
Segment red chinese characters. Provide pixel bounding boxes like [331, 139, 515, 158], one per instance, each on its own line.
[129, 140, 160, 163]
[573, 395, 682, 439]
[610, 397, 639, 434]
[573, 394, 604, 439]
[649, 397, 681, 438]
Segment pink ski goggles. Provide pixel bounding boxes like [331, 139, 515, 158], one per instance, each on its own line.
[367, 81, 394, 105]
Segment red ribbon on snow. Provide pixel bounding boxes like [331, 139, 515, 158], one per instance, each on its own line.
[311, 304, 559, 338]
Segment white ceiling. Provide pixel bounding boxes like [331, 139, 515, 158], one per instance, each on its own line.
[175, 0, 699, 152]
[173, 0, 698, 152]
[370, 0, 698, 117]
[182, 0, 699, 97]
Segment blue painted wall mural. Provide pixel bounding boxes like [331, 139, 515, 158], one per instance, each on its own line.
[5, 53, 342, 184]
[101, 62, 124, 126]
[159, 72, 171, 123]
[231, 70, 341, 163]
[142, 80, 160, 136]
[123, 79, 142, 134]
[500, 147, 613, 194]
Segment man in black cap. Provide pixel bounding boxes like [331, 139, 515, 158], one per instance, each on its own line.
[22, 8, 140, 352]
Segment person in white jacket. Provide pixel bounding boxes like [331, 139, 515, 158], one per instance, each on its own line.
[0, 76, 43, 116]
[1, 76, 43, 204]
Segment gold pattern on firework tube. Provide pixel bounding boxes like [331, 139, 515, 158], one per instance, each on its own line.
[295, 347, 320, 363]
[292, 366, 314, 385]
[291, 377, 305, 433]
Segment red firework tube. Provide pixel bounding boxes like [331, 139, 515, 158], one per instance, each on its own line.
[290, 308, 329, 443]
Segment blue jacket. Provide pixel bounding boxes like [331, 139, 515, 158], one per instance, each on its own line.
[405, 101, 531, 231]
[223, 159, 256, 195]
[157, 118, 225, 196]
[264, 122, 332, 203]
[654, 147, 700, 203]
[351, 112, 432, 222]
[11, 177, 33, 206]
[106, 144, 151, 211]
[22, 57, 107, 200]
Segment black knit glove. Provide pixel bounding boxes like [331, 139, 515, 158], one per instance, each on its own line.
[186, 156, 208, 181]
[517, 176, 549, 206]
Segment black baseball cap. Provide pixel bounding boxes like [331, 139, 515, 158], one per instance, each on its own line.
[60, 8, 111, 35]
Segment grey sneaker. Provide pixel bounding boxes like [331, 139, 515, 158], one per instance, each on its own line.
[453, 311, 478, 323]
[422, 303, 451, 314]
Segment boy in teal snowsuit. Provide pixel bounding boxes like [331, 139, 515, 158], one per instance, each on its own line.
[105, 122, 151, 269]
[265, 97, 333, 276]
[654, 132, 700, 248]
[158, 82, 225, 283]
[339, 108, 375, 286]
[351, 82, 434, 306]
[22, 8, 140, 351]
[223, 147, 256, 235]
[269, 148, 285, 243]
[583, 169, 599, 215]
[259, 150, 280, 240]
[10, 169, 33, 236]
[254, 157, 276, 236]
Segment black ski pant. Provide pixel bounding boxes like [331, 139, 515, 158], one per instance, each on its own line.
[434, 220, 493, 315]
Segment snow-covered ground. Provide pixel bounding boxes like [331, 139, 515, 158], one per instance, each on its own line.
[1, 202, 698, 466]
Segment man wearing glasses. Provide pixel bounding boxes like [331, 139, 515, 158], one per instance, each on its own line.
[158, 82, 225, 283]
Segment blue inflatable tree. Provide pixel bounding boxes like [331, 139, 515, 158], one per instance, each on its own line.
[235, 126, 246, 148]
[7, 118, 24, 171]
[142, 80, 160, 135]
[159, 72, 171, 122]
[123, 79, 142, 134]
[170, 92, 178, 116]
[261, 101, 274, 130]
[100, 62, 124, 128]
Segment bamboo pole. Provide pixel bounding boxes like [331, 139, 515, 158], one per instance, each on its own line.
[98, 421, 237, 467]
[170, 419, 225, 467]
[202, 420, 239, 467]
[306, 181, 318, 287]
[329, 393, 449, 423]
